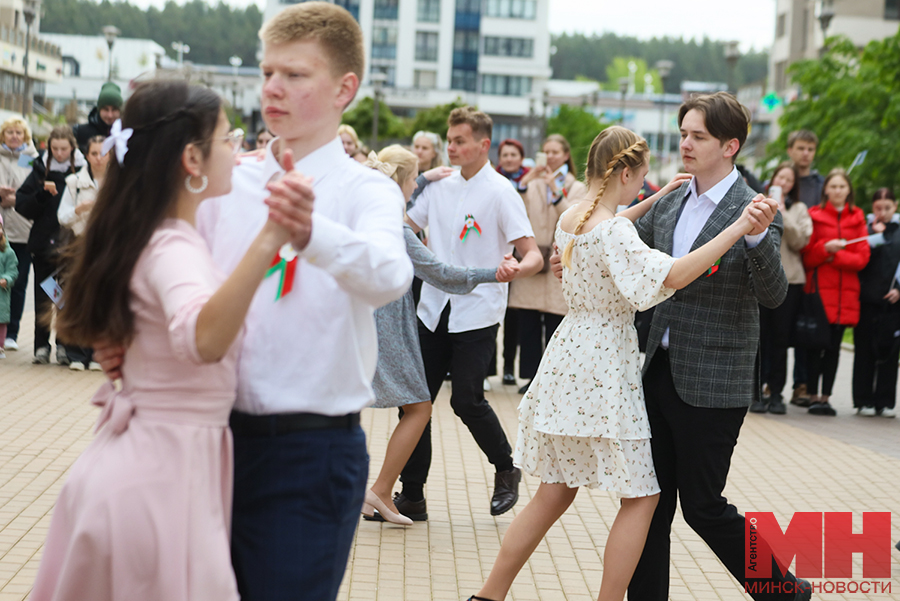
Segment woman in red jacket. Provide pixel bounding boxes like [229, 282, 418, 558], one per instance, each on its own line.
[801, 169, 870, 416]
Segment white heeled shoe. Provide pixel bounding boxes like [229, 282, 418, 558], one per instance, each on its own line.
[361, 490, 413, 525]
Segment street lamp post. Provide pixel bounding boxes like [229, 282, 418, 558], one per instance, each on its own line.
[172, 41, 191, 71]
[618, 77, 629, 124]
[818, 0, 835, 56]
[724, 40, 740, 94]
[370, 71, 387, 150]
[22, 0, 37, 116]
[655, 59, 674, 185]
[229, 55, 242, 112]
[102, 25, 120, 82]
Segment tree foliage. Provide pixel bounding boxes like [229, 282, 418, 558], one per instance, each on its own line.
[551, 33, 769, 93]
[341, 97, 408, 148]
[545, 105, 611, 176]
[600, 57, 662, 93]
[39, 0, 262, 67]
[408, 98, 468, 138]
[765, 29, 900, 205]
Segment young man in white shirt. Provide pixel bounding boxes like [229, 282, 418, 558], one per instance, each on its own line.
[196, 4, 411, 600]
[402, 107, 543, 518]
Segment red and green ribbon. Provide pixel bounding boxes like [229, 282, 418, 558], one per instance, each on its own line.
[265, 244, 298, 300]
[706, 258, 721, 277]
[459, 214, 482, 242]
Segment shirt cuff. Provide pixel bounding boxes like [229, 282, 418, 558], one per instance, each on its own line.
[744, 229, 768, 249]
[299, 213, 339, 267]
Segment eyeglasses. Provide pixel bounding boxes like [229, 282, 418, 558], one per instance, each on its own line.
[219, 128, 244, 155]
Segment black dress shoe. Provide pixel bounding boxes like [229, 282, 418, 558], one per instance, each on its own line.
[502, 373, 516, 386]
[362, 492, 428, 522]
[517, 381, 531, 395]
[768, 399, 787, 414]
[749, 399, 769, 413]
[490, 467, 521, 516]
[808, 401, 837, 416]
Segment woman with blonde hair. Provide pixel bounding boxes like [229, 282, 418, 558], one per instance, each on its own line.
[361, 144, 518, 524]
[469, 126, 757, 601]
[412, 131, 443, 174]
[338, 123, 361, 156]
[0, 116, 39, 351]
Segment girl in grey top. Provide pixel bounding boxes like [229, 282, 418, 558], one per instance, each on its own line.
[361, 147, 519, 525]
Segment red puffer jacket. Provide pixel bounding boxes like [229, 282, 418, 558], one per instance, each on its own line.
[802, 202, 870, 326]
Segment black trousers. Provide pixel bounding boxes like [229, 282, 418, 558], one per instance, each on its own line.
[806, 325, 845, 396]
[629, 350, 801, 601]
[7, 242, 30, 341]
[852, 302, 900, 410]
[517, 309, 564, 380]
[31, 252, 58, 353]
[502, 307, 518, 376]
[401, 305, 512, 487]
[759, 284, 803, 400]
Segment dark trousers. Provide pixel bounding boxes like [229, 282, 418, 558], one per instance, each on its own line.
[230, 416, 368, 601]
[629, 350, 801, 601]
[31, 253, 58, 353]
[401, 305, 512, 487]
[517, 309, 564, 380]
[806, 325, 845, 396]
[759, 284, 803, 400]
[7, 242, 30, 341]
[852, 303, 900, 410]
[502, 307, 518, 376]
[66, 345, 93, 365]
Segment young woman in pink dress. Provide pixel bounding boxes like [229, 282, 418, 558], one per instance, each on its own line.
[30, 80, 311, 601]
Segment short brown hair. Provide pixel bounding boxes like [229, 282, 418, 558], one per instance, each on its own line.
[448, 106, 492, 141]
[787, 130, 819, 149]
[678, 92, 750, 162]
[260, 2, 364, 81]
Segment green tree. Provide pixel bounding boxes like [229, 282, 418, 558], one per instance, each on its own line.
[545, 105, 611, 176]
[341, 97, 408, 149]
[408, 98, 468, 138]
[600, 57, 662, 93]
[765, 29, 900, 206]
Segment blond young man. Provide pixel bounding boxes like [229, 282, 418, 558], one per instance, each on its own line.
[196, 4, 412, 599]
[402, 107, 543, 518]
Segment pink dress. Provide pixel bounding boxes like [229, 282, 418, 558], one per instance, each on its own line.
[31, 219, 240, 601]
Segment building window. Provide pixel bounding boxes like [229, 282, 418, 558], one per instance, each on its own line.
[484, 0, 536, 19]
[776, 13, 786, 38]
[492, 122, 522, 148]
[887, 0, 900, 19]
[418, 0, 440, 22]
[334, 0, 360, 20]
[415, 69, 437, 89]
[371, 66, 396, 87]
[451, 69, 477, 92]
[372, 26, 398, 59]
[774, 60, 787, 91]
[801, 8, 809, 50]
[416, 32, 439, 61]
[481, 74, 531, 96]
[373, 0, 399, 20]
[483, 36, 533, 57]
[456, 0, 481, 13]
[453, 30, 480, 69]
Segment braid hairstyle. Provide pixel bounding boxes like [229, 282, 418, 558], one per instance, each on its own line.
[561, 126, 649, 269]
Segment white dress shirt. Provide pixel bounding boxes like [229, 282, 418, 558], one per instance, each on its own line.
[661, 166, 765, 348]
[407, 161, 534, 333]
[196, 137, 412, 415]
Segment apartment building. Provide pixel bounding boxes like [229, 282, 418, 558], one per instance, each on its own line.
[0, 0, 62, 117]
[264, 0, 552, 153]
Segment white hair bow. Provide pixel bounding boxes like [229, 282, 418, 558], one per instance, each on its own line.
[101, 119, 133, 166]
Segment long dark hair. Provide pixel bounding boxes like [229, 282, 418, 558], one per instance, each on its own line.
[767, 162, 800, 209]
[57, 80, 221, 346]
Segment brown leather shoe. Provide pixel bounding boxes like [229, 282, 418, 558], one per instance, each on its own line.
[790, 384, 811, 407]
[490, 468, 521, 516]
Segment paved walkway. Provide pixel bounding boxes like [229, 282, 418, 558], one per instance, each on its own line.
[1, 310, 899, 600]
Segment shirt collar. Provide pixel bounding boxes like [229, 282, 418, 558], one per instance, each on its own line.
[260, 136, 348, 189]
[461, 160, 494, 184]
[686, 166, 740, 206]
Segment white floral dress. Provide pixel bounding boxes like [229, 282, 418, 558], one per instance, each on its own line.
[514, 215, 677, 497]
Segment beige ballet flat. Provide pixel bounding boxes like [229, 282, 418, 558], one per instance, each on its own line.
[362, 489, 413, 525]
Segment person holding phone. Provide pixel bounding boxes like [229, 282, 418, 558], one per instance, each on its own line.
[511, 135, 586, 393]
[15, 125, 85, 365]
[754, 162, 811, 414]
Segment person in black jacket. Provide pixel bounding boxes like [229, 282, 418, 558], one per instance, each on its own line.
[852, 188, 900, 417]
[14, 125, 84, 364]
[73, 82, 122, 153]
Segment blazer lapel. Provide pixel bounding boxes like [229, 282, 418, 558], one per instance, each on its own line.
[658, 182, 691, 255]
[690, 180, 745, 252]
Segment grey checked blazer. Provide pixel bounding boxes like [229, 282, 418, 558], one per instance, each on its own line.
[636, 178, 788, 409]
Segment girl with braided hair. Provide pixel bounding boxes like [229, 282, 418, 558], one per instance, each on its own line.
[470, 126, 759, 601]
